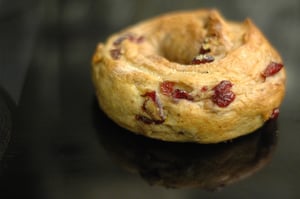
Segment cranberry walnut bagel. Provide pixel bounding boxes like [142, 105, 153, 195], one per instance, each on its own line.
[92, 9, 286, 144]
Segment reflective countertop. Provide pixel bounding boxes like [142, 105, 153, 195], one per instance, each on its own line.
[0, 0, 300, 198]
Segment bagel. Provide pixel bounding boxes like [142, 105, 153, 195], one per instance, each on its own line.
[92, 9, 286, 143]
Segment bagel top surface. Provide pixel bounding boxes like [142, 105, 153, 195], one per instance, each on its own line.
[92, 9, 286, 143]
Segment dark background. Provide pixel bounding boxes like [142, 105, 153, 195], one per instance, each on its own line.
[0, 0, 300, 198]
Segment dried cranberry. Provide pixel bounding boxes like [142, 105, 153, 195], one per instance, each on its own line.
[128, 35, 144, 43]
[199, 46, 211, 54]
[135, 115, 164, 125]
[172, 89, 194, 100]
[135, 36, 145, 43]
[270, 108, 280, 119]
[212, 80, 235, 107]
[160, 81, 175, 96]
[110, 48, 121, 59]
[135, 115, 154, 124]
[141, 91, 161, 116]
[160, 81, 193, 101]
[138, 91, 165, 125]
[191, 54, 214, 64]
[201, 86, 208, 92]
[142, 91, 156, 102]
[113, 33, 144, 46]
[262, 62, 283, 78]
[113, 36, 127, 46]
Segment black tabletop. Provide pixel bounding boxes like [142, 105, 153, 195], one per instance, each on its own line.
[0, 0, 300, 198]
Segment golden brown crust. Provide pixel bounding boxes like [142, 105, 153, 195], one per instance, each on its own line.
[92, 9, 286, 143]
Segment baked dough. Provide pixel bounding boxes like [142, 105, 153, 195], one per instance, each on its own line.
[92, 9, 286, 143]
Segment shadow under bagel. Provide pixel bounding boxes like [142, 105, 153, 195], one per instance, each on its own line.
[92, 97, 278, 191]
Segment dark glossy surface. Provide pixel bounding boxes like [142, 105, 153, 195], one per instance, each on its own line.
[1, 0, 300, 198]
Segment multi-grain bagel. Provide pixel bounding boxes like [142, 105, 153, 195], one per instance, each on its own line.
[92, 9, 286, 143]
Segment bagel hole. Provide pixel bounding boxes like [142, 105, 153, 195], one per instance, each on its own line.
[158, 35, 201, 65]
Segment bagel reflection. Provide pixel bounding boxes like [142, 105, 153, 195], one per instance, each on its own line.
[0, 88, 13, 161]
[93, 100, 277, 191]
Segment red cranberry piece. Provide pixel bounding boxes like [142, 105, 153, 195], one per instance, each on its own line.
[113, 33, 144, 46]
[135, 115, 154, 124]
[135, 115, 164, 125]
[262, 62, 283, 78]
[160, 81, 193, 101]
[172, 89, 194, 100]
[191, 54, 214, 65]
[141, 92, 156, 113]
[113, 33, 134, 46]
[199, 46, 211, 54]
[212, 80, 235, 107]
[138, 91, 165, 125]
[142, 91, 156, 102]
[270, 108, 280, 119]
[141, 91, 164, 117]
[201, 86, 208, 92]
[110, 48, 121, 59]
[135, 36, 145, 43]
[128, 35, 144, 43]
[160, 81, 175, 96]
[113, 36, 127, 46]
